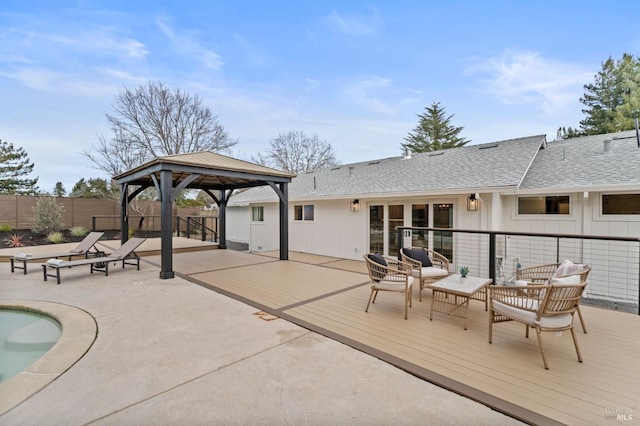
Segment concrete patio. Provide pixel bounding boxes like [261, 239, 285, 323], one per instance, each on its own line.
[0, 248, 519, 425]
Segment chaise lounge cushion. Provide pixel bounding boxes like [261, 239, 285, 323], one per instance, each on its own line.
[401, 248, 432, 267]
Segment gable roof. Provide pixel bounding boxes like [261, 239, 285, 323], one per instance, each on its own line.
[230, 135, 546, 204]
[519, 130, 640, 192]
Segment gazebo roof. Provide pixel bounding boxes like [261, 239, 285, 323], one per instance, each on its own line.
[113, 151, 294, 190]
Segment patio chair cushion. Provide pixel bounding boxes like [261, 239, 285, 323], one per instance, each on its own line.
[412, 266, 448, 279]
[367, 252, 387, 267]
[493, 300, 573, 328]
[550, 274, 582, 286]
[375, 276, 414, 291]
[554, 259, 589, 278]
[401, 248, 432, 267]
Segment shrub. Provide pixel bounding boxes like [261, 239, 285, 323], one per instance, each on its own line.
[46, 231, 65, 244]
[31, 196, 65, 235]
[0, 224, 12, 233]
[70, 226, 89, 237]
[3, 233, 24, 247]
[128, 228, 136, 239]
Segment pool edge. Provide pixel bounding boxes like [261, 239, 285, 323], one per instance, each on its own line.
[0, 300, 97, 416]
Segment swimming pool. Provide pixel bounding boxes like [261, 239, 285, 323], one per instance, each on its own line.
[0, 309, 62, 384]
[0, 300, 97, 416]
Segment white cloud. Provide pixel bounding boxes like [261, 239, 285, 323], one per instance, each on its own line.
[324, 10, 380, 36]
[343, 76, 397, 115]
[467, 50, 593, 114]
[155, 18, 224, 71]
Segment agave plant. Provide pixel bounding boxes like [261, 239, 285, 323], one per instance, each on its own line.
[459, 266, 469, 278]
[4, 233, 24, 248]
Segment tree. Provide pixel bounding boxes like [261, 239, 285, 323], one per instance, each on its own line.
[31, 196, 64, 234]
[253, 131, 338, 173]
[561, 54, 640, 138]
[52, 182, 66, 197]
[402, 102, 470, 153]
[70, 178, 116, 199]
[0, 139, 39, 195]
[84, 81, 237, 176]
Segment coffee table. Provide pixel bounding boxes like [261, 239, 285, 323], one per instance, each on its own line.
[428, 274, 491, 330]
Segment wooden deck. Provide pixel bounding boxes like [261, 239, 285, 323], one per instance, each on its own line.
[144, 249, 640, 426]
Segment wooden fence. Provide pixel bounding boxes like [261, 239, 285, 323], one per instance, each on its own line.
[0, 194, 213, 231]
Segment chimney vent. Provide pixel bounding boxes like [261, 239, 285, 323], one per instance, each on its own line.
[404, 147, 412, 159]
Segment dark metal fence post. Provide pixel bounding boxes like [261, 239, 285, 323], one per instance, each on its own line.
[92, 216, 96, 231]
[398, 227, 405, 258]
[489, 232, 496, 284]
[201, 216, 206, 241]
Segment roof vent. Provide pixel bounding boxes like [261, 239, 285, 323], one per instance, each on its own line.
[428, 152, 444, 157]
[348, 166, 355, 177]
[368, 161, 380, 165]
[479, 144, 499, 150]
[404, 147, 411, 159]
[603, 139, 613, 155]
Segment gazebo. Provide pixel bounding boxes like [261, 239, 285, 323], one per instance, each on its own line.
[113, 152, 294, 279]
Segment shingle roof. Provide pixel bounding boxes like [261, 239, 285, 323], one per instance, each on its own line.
[520, 130, 640, 191]
[113, 151, 293, 190]
[230, 135, 546, 204]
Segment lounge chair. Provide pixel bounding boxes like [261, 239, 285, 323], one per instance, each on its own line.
[42, 238, 146, 284]
[11, 232, 105, 274]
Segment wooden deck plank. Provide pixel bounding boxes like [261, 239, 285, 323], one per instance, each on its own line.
[174, 250, 640, 426]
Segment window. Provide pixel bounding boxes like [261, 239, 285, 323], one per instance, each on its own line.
[518, 196, 570, 215]
[251, 206, 264, 222]
[603, 194, 640, 214]
[294, 204, 314, 221]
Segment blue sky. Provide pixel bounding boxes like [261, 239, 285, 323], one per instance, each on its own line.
[1, 1, 639, 192]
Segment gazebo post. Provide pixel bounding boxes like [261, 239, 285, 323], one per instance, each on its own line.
[159, 169, 175, 279]
[218, 189, 227, 249]
[279, 182, 288, 260]
[120, 183, 129, 246]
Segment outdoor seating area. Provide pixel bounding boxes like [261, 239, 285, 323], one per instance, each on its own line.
[1, 242, 639, 424]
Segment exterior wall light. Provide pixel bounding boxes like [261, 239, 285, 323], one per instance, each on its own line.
[350, 199, 360, 212]
[467, 194, 479, 211]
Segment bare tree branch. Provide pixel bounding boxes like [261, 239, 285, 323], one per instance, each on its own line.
[84, 81, 236, 177]
[253, 131, 338, 173]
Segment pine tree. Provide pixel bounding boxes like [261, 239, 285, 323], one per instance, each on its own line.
[402, 102, 470, 153]
[52, 182, 66, 197]
[578, 54, 640, 135]
[0, 140, 39, 195]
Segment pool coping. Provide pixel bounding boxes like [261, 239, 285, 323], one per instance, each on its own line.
[0, 300, 97, 416]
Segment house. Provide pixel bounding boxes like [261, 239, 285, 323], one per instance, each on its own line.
[227, 130, 640, 262]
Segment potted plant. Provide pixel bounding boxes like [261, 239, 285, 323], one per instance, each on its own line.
[459, 266, 469, 279]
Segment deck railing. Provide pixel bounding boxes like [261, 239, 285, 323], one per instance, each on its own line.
[397, 227, 640, 314]
[92, 215, 218, 243]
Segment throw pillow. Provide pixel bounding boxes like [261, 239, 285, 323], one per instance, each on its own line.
[402, 248, 432, 267]
[554, 259, 589, 278]
[368, 252, 387, 267]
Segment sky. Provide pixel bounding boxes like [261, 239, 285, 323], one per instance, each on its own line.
[1, 1, 639, 193]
